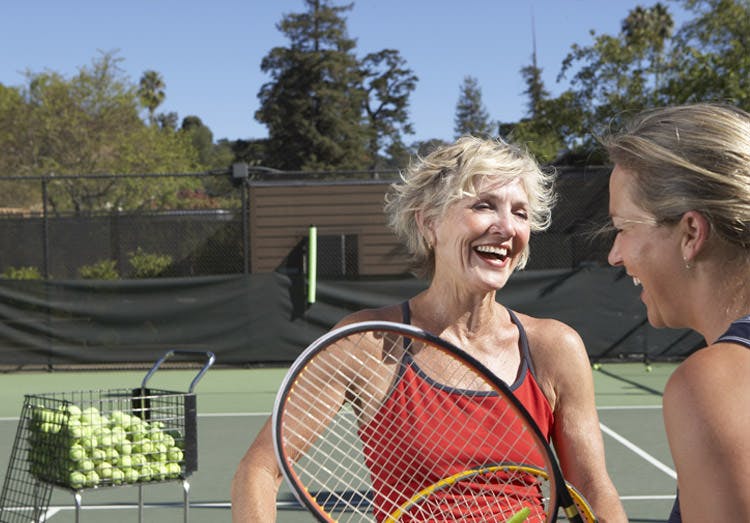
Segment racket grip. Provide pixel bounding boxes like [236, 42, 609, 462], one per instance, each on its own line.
[505, 507, 531, 523]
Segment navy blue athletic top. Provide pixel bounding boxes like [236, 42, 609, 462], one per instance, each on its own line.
[667, 314, 750, 522]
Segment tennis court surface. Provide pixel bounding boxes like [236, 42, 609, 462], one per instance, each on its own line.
[0, 362, 677, 522]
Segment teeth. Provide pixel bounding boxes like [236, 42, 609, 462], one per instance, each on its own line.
[633, 277, 641, 286]
[475, 245, 508, 257]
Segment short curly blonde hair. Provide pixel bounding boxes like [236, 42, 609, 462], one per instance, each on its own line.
[385, 136, 556, 279]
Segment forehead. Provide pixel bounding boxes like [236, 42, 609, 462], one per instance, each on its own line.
[608, 165, 641, 215]
[473, 176, 528, 200]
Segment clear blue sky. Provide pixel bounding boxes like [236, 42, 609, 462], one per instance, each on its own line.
[2, 1, 687, 144]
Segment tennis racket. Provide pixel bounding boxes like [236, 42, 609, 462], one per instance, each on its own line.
[272, 321, 597, 522]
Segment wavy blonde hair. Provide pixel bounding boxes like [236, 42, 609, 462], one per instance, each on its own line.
[385, 136, 556, 279]
[603, 103, 750, 252]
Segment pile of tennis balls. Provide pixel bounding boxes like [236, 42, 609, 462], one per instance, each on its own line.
[27, 404, 185, 490]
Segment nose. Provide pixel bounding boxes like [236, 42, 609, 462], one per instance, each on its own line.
[607, 236, 623, 267]
[488, 208, 518, 236]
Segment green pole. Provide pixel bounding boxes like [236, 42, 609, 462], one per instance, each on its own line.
[308, 225, 317, 304]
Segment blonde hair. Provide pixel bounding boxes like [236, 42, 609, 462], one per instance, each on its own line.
[384, 135, 556, 278]
[603, 103, 750, 251]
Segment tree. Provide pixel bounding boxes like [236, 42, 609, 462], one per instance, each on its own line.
[555, 3, 676, 151]
[256, 0, 369, 171]
[666, 0, 750, 109]
[454, 76, 494, 139]
[361, 49, 418, 169]
[180, 115, 234, 169]
[0, 51, 201, 213]
[138, 70, 166, 126]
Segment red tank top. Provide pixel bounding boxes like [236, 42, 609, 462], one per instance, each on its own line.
[357, 306, 554, 521]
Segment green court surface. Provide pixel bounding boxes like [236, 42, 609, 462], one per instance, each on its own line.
[0, 362, 679, 522]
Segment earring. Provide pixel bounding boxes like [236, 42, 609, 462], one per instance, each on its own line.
[683, 256, 692, 270]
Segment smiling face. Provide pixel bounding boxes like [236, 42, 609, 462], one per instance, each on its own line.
[607, 165, 686, 328]
[427, 176, 531, 294]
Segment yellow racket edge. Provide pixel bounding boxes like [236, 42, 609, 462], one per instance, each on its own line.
[386, 463, 598, 523]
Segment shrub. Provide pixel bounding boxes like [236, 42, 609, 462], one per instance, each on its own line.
[128, 248, 173, 278]
[78, 260, 119, 280]
[2, 266, 43, 280]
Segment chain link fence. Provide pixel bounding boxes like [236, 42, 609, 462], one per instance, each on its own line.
[0, 167, 613, 280]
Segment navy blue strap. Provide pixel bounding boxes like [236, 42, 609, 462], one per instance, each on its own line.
[716, 314, 750, 349]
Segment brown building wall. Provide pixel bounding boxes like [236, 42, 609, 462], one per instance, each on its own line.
[248, 180, 409, 275]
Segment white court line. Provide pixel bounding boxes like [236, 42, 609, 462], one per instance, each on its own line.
[600, 422, 677, 479]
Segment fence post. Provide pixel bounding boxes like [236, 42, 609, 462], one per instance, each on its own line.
[41, 178, 49, 279]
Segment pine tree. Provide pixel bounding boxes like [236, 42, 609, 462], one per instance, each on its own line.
[454, 76, 494, 139]
[256, 0, 368, 171]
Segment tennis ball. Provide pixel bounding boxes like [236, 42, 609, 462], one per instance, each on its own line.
[91, 448, 106, 463]
[84, 470, 100, 487]
[105, 447, 119, 464]
[64, 404, 82, 419]
[167, 447, 183, 463]
[123, 467, 140, 483]
[645, 364, 653, 373]
[80, 406, 100, 423]
[78, 459, 95, 473]
[66, 418, 84, 440]
[96, 461, 113, 480]
[81, 435, 98, 451]
[162, 433, 175, 448]
[131, 454, 147, 469]
[165, 462, 181, 478]
[152, 463, 168, 481]
[116, 440, 132, 456]
[118, 454, 133, 469]
[153, 442, 167, 459]
[138, 465, 152, 482]
[592, 363, 602, 370]
[111, 467, 125, 485]
[69, 444, 86, 462]
[129, 424, 147, 442]
[134, 439, 154, 455]
[69, 471, 86, 489]
[110, 410, 133, 429]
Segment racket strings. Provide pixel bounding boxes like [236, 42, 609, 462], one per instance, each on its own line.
[279, 329, 556, 522]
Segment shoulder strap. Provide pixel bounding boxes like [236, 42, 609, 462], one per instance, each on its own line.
[716, 315, 750, 349]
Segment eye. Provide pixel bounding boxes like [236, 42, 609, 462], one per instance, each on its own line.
[471, 200, 493, 211]
[513, 208, 529, 220]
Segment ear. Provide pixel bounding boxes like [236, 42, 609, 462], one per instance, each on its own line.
[416, 210, 435, 247]
[680, 210, 710, 262]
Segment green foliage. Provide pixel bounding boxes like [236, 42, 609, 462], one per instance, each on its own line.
[78, 260, 119, 280]
[361, 49, 418, 168]
[257, 0, 369, 171]
[138, 70, 166, 126]
[454, 76, 494, 139]
[0, 51, 202, 212]
[128, 247, 173, 278]
[666, 0, 750, 108]
[2, 266, 42, 280]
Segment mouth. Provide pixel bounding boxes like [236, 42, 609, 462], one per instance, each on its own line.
[474, 244, 509, 263]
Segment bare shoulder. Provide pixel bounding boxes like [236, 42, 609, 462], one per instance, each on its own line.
[514, 312, 586, 359]
[333, 304, 404, 328]
[511, 312, 590, 404]
[665, 342, 750, 413]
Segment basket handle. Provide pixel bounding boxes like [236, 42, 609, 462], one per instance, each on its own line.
[140, 350, 216, 393]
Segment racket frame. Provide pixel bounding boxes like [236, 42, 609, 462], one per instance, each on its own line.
[272, 320, 588, 522]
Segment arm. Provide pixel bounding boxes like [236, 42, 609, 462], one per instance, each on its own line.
[534, 321, 627, 523]
[663, 345, 750, 522]
[231, 418, 282, 523]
